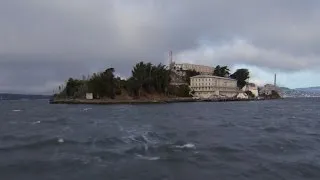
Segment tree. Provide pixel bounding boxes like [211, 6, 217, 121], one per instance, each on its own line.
[56, 61, 190, 99]
[125, 77, 140, 97]
[65, 78, 86, 97]
[213, 65, 230, 77]
[127, 62, 171, 97]
[230, 69, 250, 89]
[87, 68, 116, 99]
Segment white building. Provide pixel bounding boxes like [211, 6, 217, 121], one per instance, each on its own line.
[242, 83, 259, 97]
[189, 75, 239, 99]
[173, 63, 214, 75]
[259, 84, 278, 96]
[86, 93, 93, 100]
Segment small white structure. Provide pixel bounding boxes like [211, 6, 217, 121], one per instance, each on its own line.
[86, 93, 93, 100]
[189, 75, 239, 99]
[242, 83, 259, 97]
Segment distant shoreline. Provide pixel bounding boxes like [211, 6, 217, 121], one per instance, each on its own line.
[49, 97, 277, 105]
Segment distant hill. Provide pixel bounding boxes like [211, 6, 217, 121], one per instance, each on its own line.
[0, 93, 51, 100]
[280, 87, 320, 98]
[295, 86, 320, 92]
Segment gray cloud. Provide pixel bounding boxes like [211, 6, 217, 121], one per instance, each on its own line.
[1, 0, 320, 93]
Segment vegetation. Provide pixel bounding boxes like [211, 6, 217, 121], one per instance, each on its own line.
[213, 65, 230, 77]
[125, 62, 171, 97]
[168, 84, 192, 97]
[56, 61, 253, 100]
[212, 65, 250, 89]
[230, 69, 250, 89]
[87, 68, 116, 99]
[57, 61, 176, 99]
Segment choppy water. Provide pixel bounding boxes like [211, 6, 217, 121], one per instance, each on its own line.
[1, 98, 320, 180]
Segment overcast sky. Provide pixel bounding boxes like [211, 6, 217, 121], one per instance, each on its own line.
[1, 0, 320, 94]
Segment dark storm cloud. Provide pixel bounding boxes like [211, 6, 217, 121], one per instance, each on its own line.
[1, 0, 320, 93]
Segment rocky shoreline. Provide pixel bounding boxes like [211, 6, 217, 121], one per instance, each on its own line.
[49, 97, 276, 105]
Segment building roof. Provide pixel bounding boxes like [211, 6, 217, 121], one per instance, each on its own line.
[174, 63, 214, 68]
[190, 74, 237, 81]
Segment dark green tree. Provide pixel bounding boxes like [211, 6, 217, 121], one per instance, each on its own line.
[87, 68, 116, 99]
[65, 78, 86, 97]
[213, 65, 230, 77]
[230, 69, 250, 89]
[128, 62, 171, 97]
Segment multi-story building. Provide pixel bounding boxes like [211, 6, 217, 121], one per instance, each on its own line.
[189, 75, 239, 99]
[172, 63, 214, 75]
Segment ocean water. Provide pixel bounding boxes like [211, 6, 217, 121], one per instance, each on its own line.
[1, 98, 320, 180]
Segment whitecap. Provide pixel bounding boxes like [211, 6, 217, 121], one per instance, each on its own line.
[58, 138, 64, 143]
[136, 154, 160, 161]
[82, 108, 92, 111]
[174, 143, 196, 149]
[12, 109, 22, 112]
[32, 121, 41, 124]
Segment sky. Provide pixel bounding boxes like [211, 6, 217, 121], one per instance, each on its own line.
[1, 0, 320, 94]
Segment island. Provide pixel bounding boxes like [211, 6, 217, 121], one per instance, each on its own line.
[50, 61, 281, 105]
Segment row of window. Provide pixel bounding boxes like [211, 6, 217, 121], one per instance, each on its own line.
[192, 83, 217, 86]
[192, 78, 217, 82]
[192, 83, 235, 87]
[193, 87, 216, 90]
[192, 87, 238, 91]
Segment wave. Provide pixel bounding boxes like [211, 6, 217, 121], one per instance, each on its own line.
[173, 143, 196, 149]
[0, 134, 45, 142]
[209, 145, 243, 153]
[82, 108, 92, 112]
[218, 122, 236, 127]
[0, 138, 80, 152]
[136, 154, 160, 161]
[250, 138, 305, 154]
[124, 141, 196, 156]
[92, 137, 127, 146]
[12, 109, 22, 112]
[263, 126, 279, 133]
